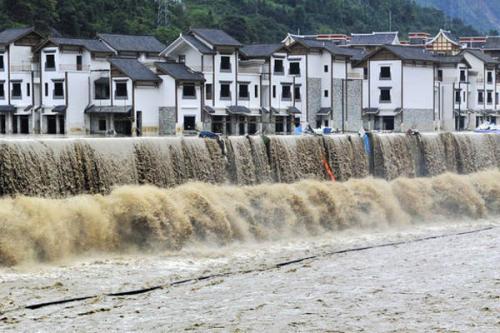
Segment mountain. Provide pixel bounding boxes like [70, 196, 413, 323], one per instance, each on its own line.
[415, 0, 500, 34]
[0, 0, 480, 44]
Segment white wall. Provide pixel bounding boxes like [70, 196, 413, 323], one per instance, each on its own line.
[66, 72, 89, 135]
[368, 60, 402, 109]
[403, 65, 434, 109]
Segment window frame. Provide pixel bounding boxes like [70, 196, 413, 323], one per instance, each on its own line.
[115, 81, 128, 99]
[220, 56, 231, 72]
[53, 81, 64, 99]
[182, 83, 196, 99]
[45, 54, 56, 71]
[379, 87, 392, 103]
[281, 84, 292, 100]
[94, 79, 110, 100]
[11, 82, 22, 99]
[220, 83, 231, 99]
[289, 62, 301, 75]
[379, 66, 391, 80]
[205, 83, 213, 100]
[274, 59, 284, 74]
[238, 83, 249, 100]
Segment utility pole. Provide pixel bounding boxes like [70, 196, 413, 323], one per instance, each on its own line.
[389, 10, 392, 31]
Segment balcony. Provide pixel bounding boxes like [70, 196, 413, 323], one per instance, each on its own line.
[10, 63, 34, 73]
[58, 64, 91, 72]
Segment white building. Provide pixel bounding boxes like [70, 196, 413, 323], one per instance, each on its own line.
[0, 27, 44, 134]
[35, 37, 115, 134]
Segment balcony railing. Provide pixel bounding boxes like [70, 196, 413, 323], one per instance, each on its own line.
[10, 63, 34, 72]
[59, 64, 91, 72]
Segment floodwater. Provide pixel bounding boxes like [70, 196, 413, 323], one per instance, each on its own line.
[0, 218, 498, 332]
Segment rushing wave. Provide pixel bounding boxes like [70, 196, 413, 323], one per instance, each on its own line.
[0, 133, 497, 197]
[0, 170, 498, 266]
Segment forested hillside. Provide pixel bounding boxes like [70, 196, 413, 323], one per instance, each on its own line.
[0, 0, 479, 44]
[416, 0, 500, 34]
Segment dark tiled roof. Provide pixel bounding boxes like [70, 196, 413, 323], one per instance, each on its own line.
[287, 106, 301, 114]
[53, 105, 67, 114]
[383, 45, 435, 61]
[433, 55, 466, 64]
[463, 49, 498, 64]
[155, 62, 205, 82]
[85, 105, 132, 114]
[350, 32, 398, 46]
[182, 34, 214, 54]
[50, 37, 114, 53]
[190, 29, 242, 47]
[483, 36, 500, 50]
[240, 44, 283, 58]
[317, 108, 332, 116]
[227, 105, 251, 114]
[98, 33, 166, 53]
[0, 27, 36, 45]
[0, 105, 16, 112]
[292, 37, 363, 59]
[109, 58, 160, 82]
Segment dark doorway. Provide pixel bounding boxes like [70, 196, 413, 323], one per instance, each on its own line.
[47, 115, 57, 134]
[383, 116, 395, 131]
[59, 116, 65, 134]
[0, 114, 5, 134]
[20, 116, 29, 134]
[455, 115, 466, 130]
[136, 111, 142, 136]
[114, 119, 131, 135]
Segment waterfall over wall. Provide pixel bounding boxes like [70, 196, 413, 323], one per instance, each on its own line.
[0, 133, 497, 197]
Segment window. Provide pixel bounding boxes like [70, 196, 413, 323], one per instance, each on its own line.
[178, 55, 186, 63]
[496, 92, 499, 105]
[205, 84, 212, 100]
[254, 85, 258, 98]
[487, 71, 493, 84]
[239, 83, 249, 99]
[220, 56, 231, 71]
[274, 59, 284, 74]
[184, 116, 196, 131]
[76, 55, 82, 71]
[45, 54, 55, 70]
[460, 69, 466, 82]
[182, 84, 196, 98]
[45, 83, 49, 97]
[487, 91, 493, 104]
[455, 90, 460, 103]
[0, 83, 4, 99]
[272, 85, 276, 98]
[220, 83, 231, 99]
[94, 79, 110, 100]
[115, 82, 128, 99]
[98, 119, 106, 131]
[294, 86, 301, 101]
[281, 85, 291, 100]
[0, 56, 4, 71]
[26, 83, 30, 97]
[324, 90, 329, 98]
[289, 62, 300, 75]
[12, 82, 21, 99]
[324, 65, 329, 73]
[380, 66, 391, 80]
[53, 81, 64, 99]
[363, 67, 368, 79]
[478, 90, 484, 104]
[379, 87, 391, 103]
[437, 69, 443, 81]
